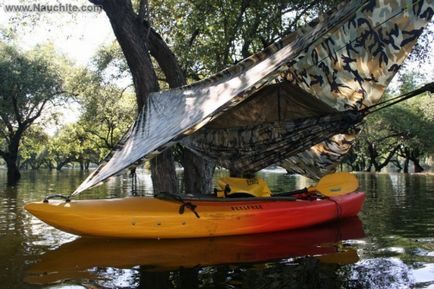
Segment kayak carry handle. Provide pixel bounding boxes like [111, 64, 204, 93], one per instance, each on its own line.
[43, 194, 71, 203]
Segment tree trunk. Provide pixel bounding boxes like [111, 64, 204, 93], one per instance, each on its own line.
[410, 148, 424, 173]
[56, 157, 72, 171]
[5, 156, 21, 186]
[97, 0, 179, 194]
[366, 142, 378, 172]
[403, 157, 409, 173]
[376, 145, 400, 172]
[391, 158, 402, 172]
[46, 161, 54, 170]
[144, 23, 216, 195]
[182, 149, 215, 194]
[151, 150, 178, 193]
[4, 133, 23, 186]
[413, 159, 424, 173]
[99, 1, 159, 109]
[93, 0, 215, 195]
[401, 147, 424, 173]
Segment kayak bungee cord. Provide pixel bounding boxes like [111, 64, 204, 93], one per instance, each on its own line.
[155, 191, 201, 218]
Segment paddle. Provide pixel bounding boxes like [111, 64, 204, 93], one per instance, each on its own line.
[275, 172, 359, 197]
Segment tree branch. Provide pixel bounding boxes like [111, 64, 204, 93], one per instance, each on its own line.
[143, 22, 186, 87]
[378, 144, 401, 170]
[84, 127, 112, 150]
[0, 113, 14, 138]
[282, 2, 317, 37]
[24, 89, 64, 124]
[222, 0, 250, 66]
[10, 90, 22, 126]
[24, 98, 50, 128]
[119, 84, 134, 98]
[138, 0, 148, 22]
[241, 14, 261, 58]
[188, 29, 200, 47]
[89, 0, 104, 6]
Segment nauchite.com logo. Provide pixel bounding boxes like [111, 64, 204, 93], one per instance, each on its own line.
[2, 3, 102, 13]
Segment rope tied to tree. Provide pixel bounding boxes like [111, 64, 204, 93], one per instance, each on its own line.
[361, 82, 434, 115]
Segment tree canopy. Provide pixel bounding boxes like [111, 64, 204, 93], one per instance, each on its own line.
[0, 43, 66, 184]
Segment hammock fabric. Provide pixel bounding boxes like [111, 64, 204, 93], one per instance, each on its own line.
[183, 111, 363, 175]
[73, 0, 433, 194]
[183, 82, 364, 175]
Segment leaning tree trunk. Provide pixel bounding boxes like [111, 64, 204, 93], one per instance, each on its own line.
[93, 0, 216, 194]
[96, 0, 178, 194]
[410, 148, 424, 173]
[413, 159, 424, 173]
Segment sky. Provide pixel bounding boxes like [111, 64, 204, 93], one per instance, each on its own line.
[0, 0, 115, 65]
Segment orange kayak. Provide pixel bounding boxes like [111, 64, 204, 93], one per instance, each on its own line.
[25, 217, 364, 284]
[25, 192, 365, 239]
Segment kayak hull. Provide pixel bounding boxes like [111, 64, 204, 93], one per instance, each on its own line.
[25, 192, 365, 239]
[25, 217, 364, 284]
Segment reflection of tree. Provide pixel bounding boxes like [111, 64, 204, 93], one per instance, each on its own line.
[9, 172, 434, 288]
[341, 258, 412, 289]
[1, 185, 37, 287]
[359, 173, 430, 239]
[136, 268, 199, 289]
[132, 258, 350, 289]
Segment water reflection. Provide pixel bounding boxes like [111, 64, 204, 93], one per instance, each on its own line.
[1, 170, 434, 288]
[25, 217, 364, 285]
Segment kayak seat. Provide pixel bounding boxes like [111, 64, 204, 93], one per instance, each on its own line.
[217, 177, 272, 198]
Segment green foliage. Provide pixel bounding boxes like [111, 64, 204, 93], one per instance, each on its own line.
[350, 72, 434, 172]
[152, 0, 338, 79]
[47, 123, 99, 170]
[75, 69, 136, 153]
[0, 42, 67, 169]
[18, 125, 50, 169]
[92, 42, 131, 82]
[99, 0, 339, 85]
[43, 66, 136, 170]
[78, 85, 136, 156]
[0, 43, 64, 137]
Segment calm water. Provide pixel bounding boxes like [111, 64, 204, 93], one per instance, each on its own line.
[1, 169, 434, 289]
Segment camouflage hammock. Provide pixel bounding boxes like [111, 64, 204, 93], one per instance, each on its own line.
[183, 111, 363, 175]
[73, 0, 433, 195]
[182, 83, 364, 175]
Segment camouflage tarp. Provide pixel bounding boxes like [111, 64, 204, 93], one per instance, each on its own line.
[73, 0, 433, 194]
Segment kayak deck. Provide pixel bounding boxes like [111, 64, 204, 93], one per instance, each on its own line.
[25, 192, 365, 239]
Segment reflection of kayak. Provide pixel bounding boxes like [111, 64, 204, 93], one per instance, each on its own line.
[25, 192, 364, 238]
[25, 217, 364, 284]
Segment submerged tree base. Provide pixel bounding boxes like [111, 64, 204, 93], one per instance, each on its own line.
[7, 167, 21, 186]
